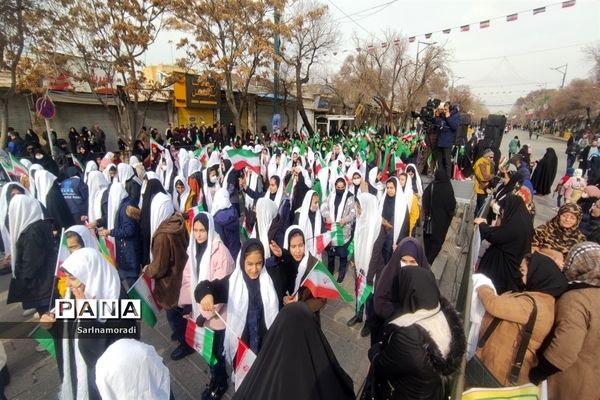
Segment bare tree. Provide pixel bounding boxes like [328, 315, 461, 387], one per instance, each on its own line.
[279, 0, 338, 135]
[169, 0, 283, 131]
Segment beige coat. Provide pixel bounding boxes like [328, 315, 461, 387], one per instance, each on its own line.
[476, 288, 556, 386]
[544, 288, 600, 400]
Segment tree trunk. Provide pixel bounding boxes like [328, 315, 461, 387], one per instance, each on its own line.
[295, 68, 313, 135]
[0, 98, 8, 149]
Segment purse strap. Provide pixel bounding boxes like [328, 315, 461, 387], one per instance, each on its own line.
[477, 317, 501, 348]
[508, 293, 537, 385]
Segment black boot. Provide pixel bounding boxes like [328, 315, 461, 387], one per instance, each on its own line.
[170, 344, 194, 361]
[347, 314, 362, 327]
[202, 383, 228, 400]
[360, 324, 371, 337]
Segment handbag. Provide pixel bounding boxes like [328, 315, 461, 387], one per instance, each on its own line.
[466, 294, 538, 388]
[423, 183, 434, 236]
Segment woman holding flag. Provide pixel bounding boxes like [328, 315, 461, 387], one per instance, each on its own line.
[195, 239, 280, 393]
[320, 176, 356, 283]
[180, 212, 234, 400]
[294, 190, 324, 260]
[267, 226, 327, 316]
[347, 193, 386, 340]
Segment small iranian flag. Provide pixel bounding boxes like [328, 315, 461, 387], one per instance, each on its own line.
[149, 136, 165, 151]
[194, 136, 202, 148]
[314, 155, 326, 175]
[54, 229, 69, 278]
[184, 318, 217, 365]
[226, 148, 260, 174]
[8, 153, 28, 178]
[98, 236, 117, 267]
[185, 205, 206, 233]
[314, 224, 344, 253]
[355, 272, 373, 313]
[234, 338, 257, 391]
[72, 155, 85, 171]
[302, 262, 353, 302]
[240, 225, 250, 241]
[194, 146, 208, 164]
[128, 275, 162, 327]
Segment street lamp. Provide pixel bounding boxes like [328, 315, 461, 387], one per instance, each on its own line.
[410, 41, 437, 100]
[450, 75, 464, 101]
[168, 40, 174, 64]
[550, 64, 568, 89]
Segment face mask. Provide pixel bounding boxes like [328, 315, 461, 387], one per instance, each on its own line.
[352, 178, 361, 186]
[336, 188, 345, 196]
[35, 154, 43, 159]
[210, 175, 218, 183]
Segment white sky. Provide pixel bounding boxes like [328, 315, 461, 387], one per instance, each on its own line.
[146, 0, 600, 114]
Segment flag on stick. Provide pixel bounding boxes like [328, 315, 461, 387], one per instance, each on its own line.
[226, 149, 261, 174]
[355, 272, 373, 313]
[185, 318, 217, 366]
[98, 236, 116, 267]
[31, 326, 56, 358]
[71, 155, 85, 171]
[150, 136, 165, 151]
[302, 261, 353, 302]
[234, 338, 257, 391]
[128, 275, 162, 327]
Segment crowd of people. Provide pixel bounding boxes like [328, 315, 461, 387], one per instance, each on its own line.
[0, 116, 597, 400]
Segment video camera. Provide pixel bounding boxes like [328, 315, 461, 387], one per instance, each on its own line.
[411, 98, 443, 134]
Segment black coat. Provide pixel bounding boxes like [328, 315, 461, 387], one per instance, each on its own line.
[45, 182, 77, 230]
[110, 198, 142, 280]
[370, 298, 465, 400]
[7, 220, 56, 305]
[531, 149, 558, 195]
[422, 172, 456, 264]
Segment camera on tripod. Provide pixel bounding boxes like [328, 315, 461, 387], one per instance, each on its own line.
[411, 98, 443, 134]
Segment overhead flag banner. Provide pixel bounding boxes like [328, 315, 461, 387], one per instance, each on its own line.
[425, 33, 432, 39]
[460, 25, 470, 32]
[506, 13, 518, 22]
[480, 20, 490, 29]
[408, 36, 415, 43]
[442, 28, 451, 34]
[562, 0, 575, 7]
[533, 6, 546, 14]
[393, 39, 401, 47]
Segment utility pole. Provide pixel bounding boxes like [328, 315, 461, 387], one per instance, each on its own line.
[550, 64, 568, 89]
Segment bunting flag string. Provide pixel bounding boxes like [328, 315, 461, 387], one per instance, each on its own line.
[326, 1, 576, 58]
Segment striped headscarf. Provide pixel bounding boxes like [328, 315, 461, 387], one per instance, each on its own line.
[564, 242, 600, 287]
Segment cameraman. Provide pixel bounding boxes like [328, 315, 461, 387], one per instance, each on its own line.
[435, 102, 460, 179]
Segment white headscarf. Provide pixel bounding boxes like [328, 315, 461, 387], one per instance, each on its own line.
[171, 175, 191, 212]
[379, 177, 408, 245]
[368, 167, 385, 202]
[129, 156, 141, 168]
[84, 161, 98, 184]
[107, 182, 128, 230]
[346, 165, 362, 197]
[87, 171, 109, 222]
[327, 176, 349, 223]
[244, 170, 260, 210]
[61, 247, 121, 300]
[66, 225, 99, 250]
[157, 151, 175, 194]
[283, 225, 310, 293]
[19, 158, 32, 170]
[96, 339, 170, 400]
[406, 163, 423, 199]
[150, 192, 174, 236]
[401, 174, 415, 212]
[117, 163, 135, 184]
[297, 190, 322, 259]
[263, 175, 284, 208]
[225, 244, 279, 364]
[187, 158, 201, 177]
[354, 193, 381, 275]
[188, 212, 215, 318]
[8, 194, 43, 274]
[210, 188, 231, 216]
[28, 164, 44, 200]
[0, 182, 29, 256]
[103, 163, 116, 183]
[178, 148, 190, 179]
[251, 198, 278, 258]
[201, 168, 220, 212]
[33, 169, 57, 207]
[268, 153, 287, 179]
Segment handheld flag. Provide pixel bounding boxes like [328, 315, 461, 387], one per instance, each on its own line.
[98, 236, 116, 267]
[71, 155, 85, 172]
[226, 148, 261, 174]
[234, 338, 257, 391]
[302, 261, 353, 302]
[185, 318, 217, 366]
[128, 275, 162, 327]
[31, 326, 56, 358]
[355, 272, 373, 313]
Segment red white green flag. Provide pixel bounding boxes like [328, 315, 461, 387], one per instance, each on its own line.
[9, 153, 29, 178]
[314, 155, 326, 175]
[185, 318, 217, 366]
[72, 155, 85, 171]
[98, 236, 116, 267]
[54, 229, 69, 278]
[185, 205, 206, 233]
[194, 146, 208, 164]
[234, 338, 257, 391]
[226, 148, 260, 174]
[194, 136, 202, 148]
[128, 275, 162, 327]
[302, 261, 353, 302]
[313, 224, 344, 254]
[355, 272, 373, 313]
[31, 325, 56, 358]
[240, 225, 250, 241]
